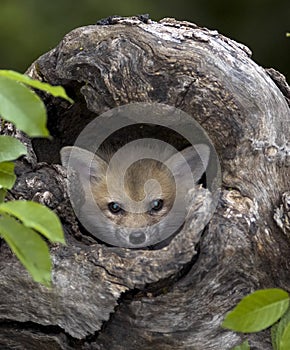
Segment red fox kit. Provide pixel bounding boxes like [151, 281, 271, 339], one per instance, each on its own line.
[61, 140, 210, 248]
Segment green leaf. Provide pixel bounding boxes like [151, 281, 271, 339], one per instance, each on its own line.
[222, 289, 289, 333]
[0, 200, 65, 244]
[0, 162, 16, 189]
[0, 215, 51, 286]
[0, 70, 73, 103]
[0, 135, 27, 162]
[0, 189, 7, 203]
[0, 76, 49, 137]
[232, 340, 250, 350]
[272, 321, 279, 350]
[279, 322, 290, 350]
[272, 307, 290, 350]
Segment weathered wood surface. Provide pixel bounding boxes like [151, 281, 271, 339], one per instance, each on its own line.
[1, 15, 290, 349]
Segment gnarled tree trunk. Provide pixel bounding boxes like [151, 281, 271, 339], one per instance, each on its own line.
[1, 15, 290, 349]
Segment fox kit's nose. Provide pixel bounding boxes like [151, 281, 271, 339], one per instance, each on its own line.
[129, 231, 146, 245]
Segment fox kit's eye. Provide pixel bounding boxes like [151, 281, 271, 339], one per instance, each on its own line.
[150, 199, 164, 212]
[108, 202, 123, 214]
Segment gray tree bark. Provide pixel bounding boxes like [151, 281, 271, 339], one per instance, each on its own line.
[1, 15, 290, 350]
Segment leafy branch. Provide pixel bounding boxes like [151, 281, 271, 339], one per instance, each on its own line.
[222, 288, 290, 349]
[0, 69, 72, 286]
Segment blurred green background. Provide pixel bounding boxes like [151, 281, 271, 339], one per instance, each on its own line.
[1, 0, 289, 80]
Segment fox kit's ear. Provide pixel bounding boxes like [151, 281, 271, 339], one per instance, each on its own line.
[60, 146, 107, 181]
[166, 144, 210, 184]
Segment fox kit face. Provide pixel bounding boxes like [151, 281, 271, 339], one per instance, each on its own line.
[61, 141, 210, 248]
[91, 158, 176, 229]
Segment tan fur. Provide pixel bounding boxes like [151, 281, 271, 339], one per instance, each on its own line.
[60, 143, 209, 246]
[91, 158, 176, 228]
